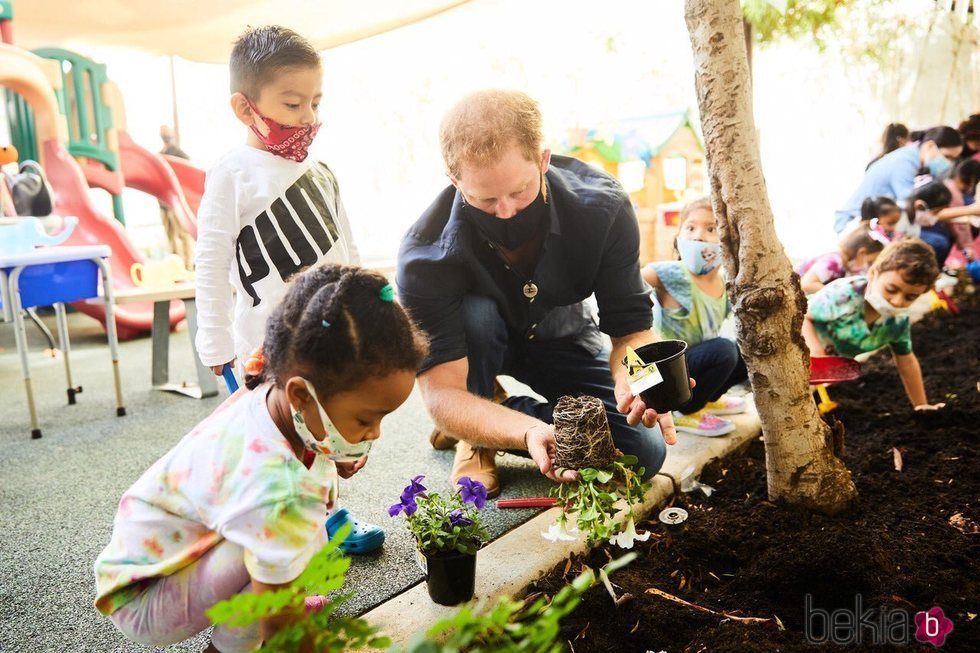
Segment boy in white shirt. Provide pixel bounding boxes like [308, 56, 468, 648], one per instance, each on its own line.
[194, 26, 379, 554]
[195, 25, 359, 373]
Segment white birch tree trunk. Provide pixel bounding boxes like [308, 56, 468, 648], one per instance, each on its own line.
[685, 0, 857, 515]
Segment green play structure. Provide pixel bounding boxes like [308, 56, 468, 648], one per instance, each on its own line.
[5, 47, 125, 223]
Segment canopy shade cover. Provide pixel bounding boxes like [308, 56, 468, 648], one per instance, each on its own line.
[11, 0, 471, 62]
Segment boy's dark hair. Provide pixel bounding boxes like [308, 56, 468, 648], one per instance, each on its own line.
[840, 227, 885, 261]
[870, 239, 940, 288]
[859, 196, 899, 221]
[245, 264, 429, 394]
[230, 25, 321, 99]
[953, 158, 980, 195]
[908, 181, 952, 213]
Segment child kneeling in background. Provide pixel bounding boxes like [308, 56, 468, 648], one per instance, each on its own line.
[796, 227, 886, 294]
[803, 239, 945, 411]
[642, 198, 748, 437]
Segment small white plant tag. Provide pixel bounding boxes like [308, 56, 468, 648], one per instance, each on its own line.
[625, 346, 663, 395]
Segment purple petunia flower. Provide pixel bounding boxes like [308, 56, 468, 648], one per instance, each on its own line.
[456, 476, 488, 510]
[449, 508, 473, 528]
[400, 475, 427, 503]
[388, 495, 419, 518]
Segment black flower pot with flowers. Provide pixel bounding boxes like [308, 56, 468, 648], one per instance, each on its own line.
[390, 475, 490, 606]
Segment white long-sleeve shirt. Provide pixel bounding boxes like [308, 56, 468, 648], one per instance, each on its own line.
[194, 146, 359, 367]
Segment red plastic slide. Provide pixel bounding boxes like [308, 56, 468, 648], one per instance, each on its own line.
[116, 131, 198, 238]
[42, 139, 185, 339]
[163, 153, 205, 215]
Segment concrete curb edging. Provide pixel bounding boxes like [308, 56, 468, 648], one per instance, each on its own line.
[363, 403, 762, 644]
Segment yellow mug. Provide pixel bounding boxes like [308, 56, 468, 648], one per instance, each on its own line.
[131, 255, 193, 288]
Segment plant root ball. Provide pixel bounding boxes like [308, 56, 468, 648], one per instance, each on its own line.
[553, 395, 619, 470]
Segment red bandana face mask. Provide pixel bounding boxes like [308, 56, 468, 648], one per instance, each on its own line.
[246, 99, 320, 162]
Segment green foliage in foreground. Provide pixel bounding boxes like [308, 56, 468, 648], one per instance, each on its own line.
[399, 554, 636, 653]
[206, 522, 391, 652]
[207, 522, 635, 652]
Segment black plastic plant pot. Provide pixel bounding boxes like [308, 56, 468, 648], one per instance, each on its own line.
[632, 340, 692, 413]
[424, 551, 476, 605]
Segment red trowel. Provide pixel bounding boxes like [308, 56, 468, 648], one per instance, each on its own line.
[810, 356, 861, 414]
[810, 356, 861, 384]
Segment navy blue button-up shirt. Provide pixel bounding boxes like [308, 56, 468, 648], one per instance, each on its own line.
[396, 155, 652, 373]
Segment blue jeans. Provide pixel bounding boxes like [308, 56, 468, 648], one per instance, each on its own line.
[919, 224, 952, 266]
[461, 295, 666, 479]
[679, 337, 748, 414]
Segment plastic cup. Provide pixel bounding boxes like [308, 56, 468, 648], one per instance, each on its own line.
[626, 340, 692, 413]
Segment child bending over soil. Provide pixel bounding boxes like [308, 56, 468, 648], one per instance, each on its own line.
[796, 227, 886, 294]
[803, 239, 945, 411]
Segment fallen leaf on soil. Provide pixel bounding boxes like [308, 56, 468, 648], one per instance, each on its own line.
[967, 612, 976, 621]
[949, 513, 979, 535]
[888, 594, 914, 607]
[892, 447, 903, 472]
[598, 567, 633, 606]
[645, 586, 779, 627]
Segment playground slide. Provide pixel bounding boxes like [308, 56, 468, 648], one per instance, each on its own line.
[163, 153, 205, 215]
[42, 139, 185, 339]
[116, 130, 198, 238]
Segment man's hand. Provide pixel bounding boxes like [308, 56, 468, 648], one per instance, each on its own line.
[614, 377, 696, 446]
[525, 425, 580, 483]
[210, 359, 236, 376]
[335, 455, 368, 479]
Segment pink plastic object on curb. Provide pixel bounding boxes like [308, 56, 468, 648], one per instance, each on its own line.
[304, 595, 328, 614]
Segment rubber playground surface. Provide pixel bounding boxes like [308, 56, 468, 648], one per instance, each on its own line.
[0, 312, 554, 652]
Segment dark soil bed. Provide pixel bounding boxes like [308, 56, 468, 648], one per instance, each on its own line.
[534, 289, 979, 652]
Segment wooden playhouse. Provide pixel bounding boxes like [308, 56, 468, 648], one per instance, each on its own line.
[563, 110, 707, 264]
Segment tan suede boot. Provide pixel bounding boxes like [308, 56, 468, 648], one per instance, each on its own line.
[451, 440, 501, 498]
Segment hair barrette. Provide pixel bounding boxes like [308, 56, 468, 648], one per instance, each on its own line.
[379, 283, 395, 302]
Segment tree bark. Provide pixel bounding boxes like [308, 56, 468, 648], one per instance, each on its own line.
[684, 0, 856, 515]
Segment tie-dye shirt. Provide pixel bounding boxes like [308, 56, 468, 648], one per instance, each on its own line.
[649, 262, 730, 344]
[807, 275, 913, 357]
[94, 384, 336, 615]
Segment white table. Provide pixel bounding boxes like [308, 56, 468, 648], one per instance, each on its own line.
[0, 245, 125, 438]
[89, 283, 216, 399]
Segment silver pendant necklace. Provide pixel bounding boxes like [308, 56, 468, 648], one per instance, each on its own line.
[523, 281, 538, 300]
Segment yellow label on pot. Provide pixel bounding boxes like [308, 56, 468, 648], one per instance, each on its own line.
[625, 346, 663, 395]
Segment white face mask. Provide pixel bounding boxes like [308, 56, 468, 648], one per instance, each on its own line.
[289, 378, 372, 462]
[865, 284, 909, 319]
